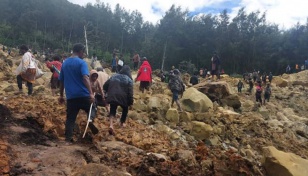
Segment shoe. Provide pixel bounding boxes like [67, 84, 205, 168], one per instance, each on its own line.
[89, 122, 99, 135]
[120, 122, 126, 128]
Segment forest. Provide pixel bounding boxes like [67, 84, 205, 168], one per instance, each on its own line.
[0, 0, 308, 74]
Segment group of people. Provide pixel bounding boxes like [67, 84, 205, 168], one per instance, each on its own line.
[238, 70, 273, 105]
[286, 61, 308, 74]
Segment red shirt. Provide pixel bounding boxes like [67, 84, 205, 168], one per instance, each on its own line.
[136, 61, 152, 82]
[46, 61, 62, 78]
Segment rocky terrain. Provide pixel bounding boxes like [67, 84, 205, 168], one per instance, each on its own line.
[1, 46, 308, 176]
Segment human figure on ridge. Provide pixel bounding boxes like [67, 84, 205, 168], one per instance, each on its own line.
[168, 69, 185, 112]
[135, 57, 152, 93]
[46, 55, 62, 96]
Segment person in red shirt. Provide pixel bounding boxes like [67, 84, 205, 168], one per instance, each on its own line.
[135, 57, 152, 93]
[46, 55, 62, 96]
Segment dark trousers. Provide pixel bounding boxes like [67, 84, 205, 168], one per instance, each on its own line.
[17, 75, 33, 95]
[133, 62, 138, 70]
[238, 87, 242, 93]
[65, 97, 91, 141]
[109, 104, 128, 123]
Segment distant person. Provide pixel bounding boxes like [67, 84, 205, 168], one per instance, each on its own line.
[252, 70, 258, 82]
[268, 72, 273, 83]
[2, 45, 5, 51]
[132, 52, 140, 70]
[301, 65, 304, 71]
[8, 48, 11, 55]
[295, 64, 299, 73]
[286, 65, 291, 74]
[168, 69, 185, 112]
[261, 73, 267, 85]
[305, 59, 308, 70]
[190, 72, 199, 85]
[263, 83, 272, 105]
[237, 80, 244, 93]
[103, 65, 133, 135]
[46, 55, 62, 96]
[211, 52, 220, 81]
[248, 78, 253, 93]
[255, 83, 263, 105]
[16, 45, 36, 95]
[135, 57, 152, 93]
[111, 53, 118, 73]
[58, 43, 98, 144]
[160, 70, 166, 82]
[203, 66, 208, 78]
[117, 54, 124, 72]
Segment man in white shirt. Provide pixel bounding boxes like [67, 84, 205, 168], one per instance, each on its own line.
[16, 45, 36, 95]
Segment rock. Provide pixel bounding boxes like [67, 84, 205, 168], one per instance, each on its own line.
[190, 121, 213, 140]
[165, 108, 179, 124]
[127, 111, 141, 121]
[147, 152, 169, 161]
[3, 85, 15, 92]
[181, 87, 213, 112]
[219, 108, 240, 122]
[273, 77, 289, 87]
[194, 112, 212, 121]
[292, 80, 308, 87]
[72, 163, 132, 176]
[176, 149, 197, 166]
[292, 122, 308, 138]
[194, 81, 233, 102]
[179, 111, 192, 122]
[133, 99, 148, 112]
[275, 93, 289, 100]
[242, 100, 255, 112]
[221, 94, 241, 109]
[147, 94, 170, 112]
[207, 136, 220, 146]
[262, 146, 308, 176]
[259, 107, 270, 119]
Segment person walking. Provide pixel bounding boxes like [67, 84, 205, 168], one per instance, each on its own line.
[248, 78, 253, 94]
[111, 53, 118, 73]
[255, 83, 263, 105]
[15, 45, 36, 95]
[268, 72, 273, 83]
[135, 57, 152, 93]
[58, 43, 98, 143]
[132, 52, 140, 70]
[103, 65, 134, 135]
[237, 80, 244, 93]
[46, 55, 62, 96]
[211, 52, 220, 81]
[168, 69, 185, 112]
[263, 83, 272, 105]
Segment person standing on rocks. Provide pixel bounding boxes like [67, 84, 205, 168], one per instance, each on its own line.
[46, 55, 62, 96]
[168, 69, 185, 111]
[248, 78, 254, 94]
[132, 51, 140, 70]
[58, 43, 98, 143]
[268, 72, 273, 83]
[263, 83, 272, 105]
[255, 83, 263, 105]
[103, 65, 133, 135]
[190, 72, 199, 85]
[261, 72, 267, 85]
[135, 57, 152, 93]
[211, 52, 220, 82]
[111, 53, 118, 73]
[15, 45, 36, 95]
[237, 80, 244, 93]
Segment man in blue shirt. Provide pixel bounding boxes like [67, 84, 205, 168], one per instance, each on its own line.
[58, 43, 98, 143]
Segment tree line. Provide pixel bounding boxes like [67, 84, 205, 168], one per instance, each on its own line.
[0, 0, 308, 75]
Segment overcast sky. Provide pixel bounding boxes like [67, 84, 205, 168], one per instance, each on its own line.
[68, 0, 308, 29]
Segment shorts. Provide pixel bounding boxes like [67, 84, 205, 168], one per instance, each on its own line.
[50, 77, 60, 89]
[172, 90, 179, 101]
[140, 81, 150, 91]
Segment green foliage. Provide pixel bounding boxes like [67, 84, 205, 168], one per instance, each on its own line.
[0, 1, 308, 75]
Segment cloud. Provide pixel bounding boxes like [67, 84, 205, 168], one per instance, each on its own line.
[67, 0, 308, 28]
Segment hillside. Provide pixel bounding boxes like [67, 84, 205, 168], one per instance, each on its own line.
[1, 47, 308, 176]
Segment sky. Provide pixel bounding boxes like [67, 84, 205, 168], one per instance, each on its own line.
[67, 0, 308, 29]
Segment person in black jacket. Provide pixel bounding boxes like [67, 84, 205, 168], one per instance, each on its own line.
[103, 65, 133, 135]
[190, 72, 199, 85]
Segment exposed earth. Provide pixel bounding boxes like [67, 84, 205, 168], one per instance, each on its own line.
[1, 47, 308, 176]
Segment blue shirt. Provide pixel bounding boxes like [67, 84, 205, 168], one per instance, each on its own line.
[111, 58, 117, 66]
[59, 57, 90, 99]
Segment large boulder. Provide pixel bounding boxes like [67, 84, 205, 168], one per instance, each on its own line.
[190, 121, 213, 140]
[165, 108, 179, 124]
[220, 94, 241, 109]
[273, 77, 289, 87]
[181, 87, 213, 112]
[262, 146, 308, 176]
[194, 81, 233, 102]
[147, 94, 170, 112]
